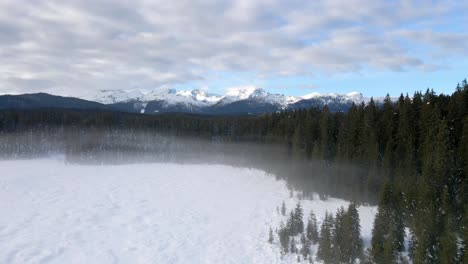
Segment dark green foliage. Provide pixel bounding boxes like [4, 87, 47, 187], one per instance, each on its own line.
[285, 203, 305, 236]
[439, 223, 457, 264]
[371, 182, 405, 263]
[330, 204, 363, 263]
[332, 206, 348, 263]
[306, 211, 319, 244]
[346, 203, 363, 263]
[461, 206, 468, 263]
[317, 212, 334, 264]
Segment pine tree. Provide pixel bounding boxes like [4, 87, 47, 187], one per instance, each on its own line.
[412, 118, 451, 263]
[300, 234, 310, 258]
[293, 124, 304, 154]
[319, 106, 330, 160]
[371, 182, 405, 263]
[281, 201, 286, 216]
[346, 203, 363, 263]
[306, 211, 319, 244]
[317, 212, 334, 264]
[439, 223, 457, 264]
[290, 237, 297, 254]
[461, 206, 468, 263]
[294, 202, 304, 234]
[278, 222, 290, 254]
[439, 187, 458, 264]
[268, 227, 274, 244]
[333, 207, 347, 263]
[287, 211, 295, 234]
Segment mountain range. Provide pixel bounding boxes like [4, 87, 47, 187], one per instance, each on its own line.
[0, 87, 381, 115]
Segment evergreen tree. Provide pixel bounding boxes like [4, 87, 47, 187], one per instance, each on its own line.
[294, 202, 304, 234]
[290, 237, 297, 254]
[461, 206, 468, 263]
[317, 212, 334, 264]
[439, 222, 457, 264]
[281, 201, 286, 216]
[438, 187, 458, 264]
[306, 211, 319, 244]
[346, 203, 363, 263]
[292, 124, 304, 154]
[300, 236, 310, 259]
[371, 182, 405, 264]
[278, 222, 290, 254]
[287, 211, 295, 234]
[332, 207, 347, 263]
[319, 106, 330, 160]
[268, 227, 274, 244]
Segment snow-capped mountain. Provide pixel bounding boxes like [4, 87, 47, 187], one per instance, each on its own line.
[92, 90, 145, 104]
[0, 87, 377, 115]
[217, 86, 299, 108]
[95, 88, 221, 106]
[84, 86, 376, 114]
[301, 91, 365, 104]
[288, 91, 368, 112]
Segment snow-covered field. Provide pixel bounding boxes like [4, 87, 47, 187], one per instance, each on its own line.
[0, 159, 376, 264]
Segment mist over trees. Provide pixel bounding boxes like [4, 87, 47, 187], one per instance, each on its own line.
[0, 80, 467, 262]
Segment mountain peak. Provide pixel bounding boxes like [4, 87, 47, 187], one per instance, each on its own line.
[346, 91, 363, 100]
[93, 89, 144, 104]
[225, 86, 266, 100]
[81, 87, 372, 114]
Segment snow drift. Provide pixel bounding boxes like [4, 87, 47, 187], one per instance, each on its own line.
[0, 159, 376, 264]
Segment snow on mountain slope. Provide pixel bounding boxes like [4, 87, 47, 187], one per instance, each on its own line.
[225, 85, 265, 100]
[92, 90, 144, 104]
[94, 88, 223, 110]
[220, 86, 299, 108]
[176, 89, 223, 104]
[302, 91, 365, 104]
[93, 86, 300, 109]
[0, 159, 376, 264]
[82, 86, 388, 114]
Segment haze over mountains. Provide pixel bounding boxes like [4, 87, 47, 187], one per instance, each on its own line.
[0, 87, 385, 115]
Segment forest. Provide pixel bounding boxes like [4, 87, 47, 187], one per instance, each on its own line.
[0, 80, 467, 263]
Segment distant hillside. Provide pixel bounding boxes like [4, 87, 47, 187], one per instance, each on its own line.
[0, 93, 108, 110]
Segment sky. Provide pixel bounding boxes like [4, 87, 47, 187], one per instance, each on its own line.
[0, 0, 467, 98]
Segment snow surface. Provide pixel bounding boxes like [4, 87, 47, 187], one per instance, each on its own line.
[0, 159, 376, 264]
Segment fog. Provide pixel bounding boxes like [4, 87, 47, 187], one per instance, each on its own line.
[0, 128, 378, 204]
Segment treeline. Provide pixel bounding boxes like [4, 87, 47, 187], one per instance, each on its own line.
[269, 81, 467, 263]
[0, 80, 466, 262]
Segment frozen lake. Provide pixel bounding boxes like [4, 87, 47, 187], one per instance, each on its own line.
[0, 159, 376, 263]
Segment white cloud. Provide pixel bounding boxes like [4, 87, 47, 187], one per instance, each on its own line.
[0, 0, 466, 96]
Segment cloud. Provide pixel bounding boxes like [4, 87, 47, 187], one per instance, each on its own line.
[0, 0, 466, 96]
